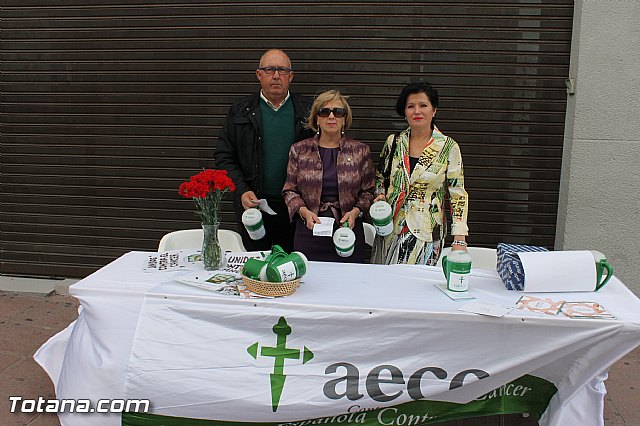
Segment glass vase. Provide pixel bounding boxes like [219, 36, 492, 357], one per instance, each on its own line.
[201, 222, 223, 270]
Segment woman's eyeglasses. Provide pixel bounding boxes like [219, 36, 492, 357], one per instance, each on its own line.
[258, 67, 292, 76]
[317, 108, 346, 118]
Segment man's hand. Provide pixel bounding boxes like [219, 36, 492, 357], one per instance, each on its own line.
[241, 191, 260, 210]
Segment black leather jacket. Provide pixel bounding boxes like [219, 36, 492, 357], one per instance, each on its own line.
[215, 92, 313, 208]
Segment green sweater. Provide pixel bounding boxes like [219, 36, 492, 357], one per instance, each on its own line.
[260, 98, 296, 198]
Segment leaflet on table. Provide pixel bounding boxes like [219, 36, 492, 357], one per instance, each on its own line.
[174, 251, 273, 298]
[175, 251, 266, 283]
[516, 295, 565, 316]
[144, 250, 268, 274]
[174, 276, 273, 299]
[434, 283, 476, 300]
[222, 251, 269, 275]
[143, 250, 200, 272]
[561, 302, 616, 319]
[513, 296, 616, 319]
[174, 274, 274, 299]
[458, 300, 513, 317]
[174, 275, 273, 299]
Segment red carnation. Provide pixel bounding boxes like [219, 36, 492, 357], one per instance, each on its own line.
[178, 169, 235, 224]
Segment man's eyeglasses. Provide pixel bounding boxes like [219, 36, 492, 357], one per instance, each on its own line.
[317, 107, 346, 118]
[258, 67, 292, 76]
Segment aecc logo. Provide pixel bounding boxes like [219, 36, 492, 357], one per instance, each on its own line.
[249, 317, 489, 412]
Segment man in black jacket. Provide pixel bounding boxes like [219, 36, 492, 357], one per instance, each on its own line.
[215, 49, 313, 252]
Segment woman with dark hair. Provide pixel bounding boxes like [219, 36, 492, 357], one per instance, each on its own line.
[372, 82, 469, 265]
[282, 90, 375, 262]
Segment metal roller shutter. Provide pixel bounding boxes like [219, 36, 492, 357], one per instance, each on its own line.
[1, 1, 573, 277]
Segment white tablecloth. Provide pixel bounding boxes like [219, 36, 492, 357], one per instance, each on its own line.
[35, 251, 640, 425]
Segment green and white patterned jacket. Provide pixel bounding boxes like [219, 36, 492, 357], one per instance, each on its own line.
[375, 126, 469, 242]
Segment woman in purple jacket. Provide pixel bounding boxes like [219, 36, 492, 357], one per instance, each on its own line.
[282, 90, 375, 262]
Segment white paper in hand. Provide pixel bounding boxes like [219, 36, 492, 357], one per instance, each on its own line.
[258, 199, 277, 215]
[312, 217, 335, 237]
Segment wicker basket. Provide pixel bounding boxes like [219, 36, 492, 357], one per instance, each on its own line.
[241, 275, 301, 297]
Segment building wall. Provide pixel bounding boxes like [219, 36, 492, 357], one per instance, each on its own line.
[556, 0, 640, 294]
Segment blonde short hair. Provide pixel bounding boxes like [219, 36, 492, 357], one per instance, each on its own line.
[307, 90, 353, 132]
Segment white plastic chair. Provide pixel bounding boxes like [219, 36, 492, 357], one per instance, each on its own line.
[158, 229, 245, 252]
[436, 246, 498, 270]
[363, 223, 376, 247]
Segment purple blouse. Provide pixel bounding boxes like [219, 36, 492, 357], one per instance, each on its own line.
[319, 146, 339, 201]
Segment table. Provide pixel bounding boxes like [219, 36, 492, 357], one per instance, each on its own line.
[35, 251, 640, 426]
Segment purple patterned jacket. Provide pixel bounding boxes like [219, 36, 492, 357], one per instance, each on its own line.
[282, 135, 375, 221]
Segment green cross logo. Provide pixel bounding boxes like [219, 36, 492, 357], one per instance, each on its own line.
[247, 317, 314, 412]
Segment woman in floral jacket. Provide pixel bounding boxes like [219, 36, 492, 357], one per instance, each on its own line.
[282, 90, 375, 262]
[372, 82, 469, 265]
